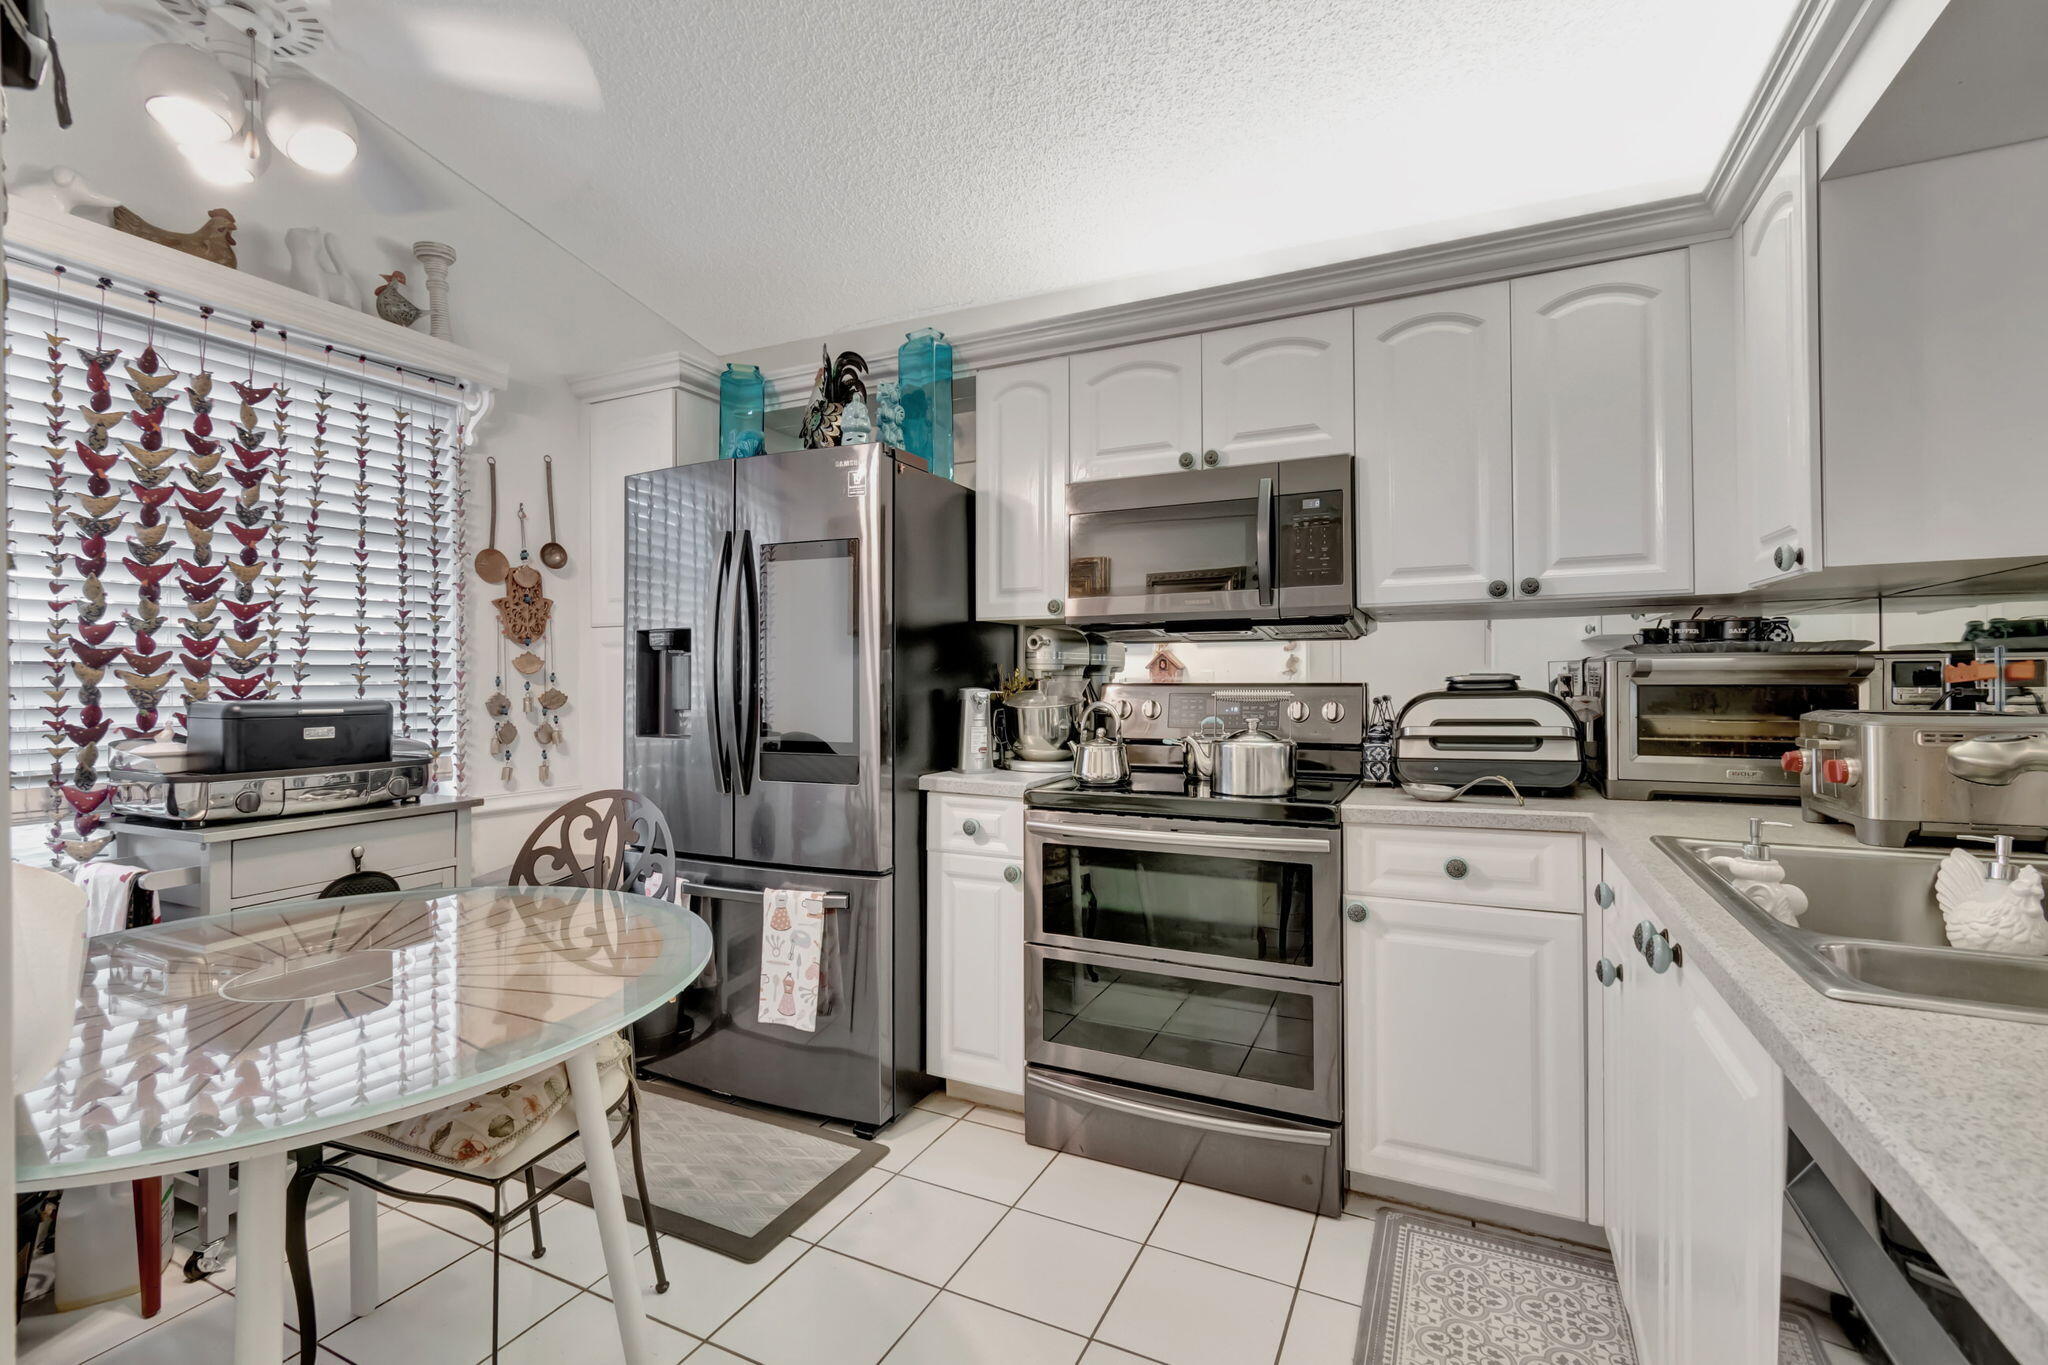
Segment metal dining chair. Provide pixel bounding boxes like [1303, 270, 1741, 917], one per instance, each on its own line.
[282, 791, 678, 1363]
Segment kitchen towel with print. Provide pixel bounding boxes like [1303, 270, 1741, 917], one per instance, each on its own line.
[758, 889, 826, 1031]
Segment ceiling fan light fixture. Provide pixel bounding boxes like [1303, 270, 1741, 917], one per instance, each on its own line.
[263, 77, 358, 174]
[136, 41, 244, 144]
[179, 136, 260, 187]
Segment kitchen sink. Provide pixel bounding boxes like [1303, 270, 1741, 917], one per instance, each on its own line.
[1655, 836, 2048, 1025]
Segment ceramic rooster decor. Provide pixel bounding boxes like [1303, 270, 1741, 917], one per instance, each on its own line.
[1935, 847, 2048, 954]
[374, 271, 425, 329]
[110, 206, 237, 267]
[799, 347, 870, 448]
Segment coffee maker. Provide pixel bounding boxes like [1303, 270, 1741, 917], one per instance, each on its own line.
[998, 627, 1127, 771]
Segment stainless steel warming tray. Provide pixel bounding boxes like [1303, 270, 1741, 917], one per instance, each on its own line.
[111, 738, 433, 825]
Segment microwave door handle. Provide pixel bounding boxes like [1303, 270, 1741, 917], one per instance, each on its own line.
[1255, 475, 1275, 606]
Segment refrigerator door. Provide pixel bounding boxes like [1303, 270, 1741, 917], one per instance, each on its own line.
[731, 445, 893, 873]
[640, 857, 898, 1128]
[625, 462, 736, 861]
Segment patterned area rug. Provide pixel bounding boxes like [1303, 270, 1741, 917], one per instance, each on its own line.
[1355, 1213, 1635, 1364]
[540, 1081, 882, 1263]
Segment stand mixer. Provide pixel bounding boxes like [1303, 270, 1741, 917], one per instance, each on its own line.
[1003, 627, 1127, 771]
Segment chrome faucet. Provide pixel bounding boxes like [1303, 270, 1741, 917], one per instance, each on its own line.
[1946, 733, 2048, 786]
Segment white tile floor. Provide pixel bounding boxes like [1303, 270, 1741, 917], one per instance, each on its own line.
[18, 1093, 1876, 1365]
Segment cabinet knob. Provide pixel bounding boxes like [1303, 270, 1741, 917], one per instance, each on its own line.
[1047, 599, 1063, 616]
[1179, 452, 1196, 469]
[1594, 881, 1615, 909]
[1595, 957, 1622, 987]
[1519, 577, 1542, 596]
[1645, 931, 1679, 974]
[1202, 449, 1221, 467]
[1004, 865, 1022, 885]
[961, 818, 980, 837]
[1487, 579, 1509, 598]
[1345, 902, 1369, 923]
[1632, 919, 1659, 954]
[1443, 857, 1469, 880]
[1774, 544, 1805, 572]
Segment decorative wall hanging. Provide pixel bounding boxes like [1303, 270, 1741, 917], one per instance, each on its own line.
[473, 454, 508, 583]
[798, 347, 869, 449]
[373, 271, 424, 329]
[411, 241, 456, 341]
[110, 206, 238, 268]
[539, 454, 568, 569]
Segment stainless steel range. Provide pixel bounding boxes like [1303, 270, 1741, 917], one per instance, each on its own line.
[1022, 682, 1362, 1216]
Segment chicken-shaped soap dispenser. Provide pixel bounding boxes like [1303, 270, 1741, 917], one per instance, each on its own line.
[1935, 836, 2048, 955]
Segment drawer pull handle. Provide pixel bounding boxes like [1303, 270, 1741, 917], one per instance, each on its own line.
[1345, 902, 1368, 923]
[1443, 857, 1469, 880]
[1632, 919, 1658, 954]
[1004, 865, 1022, 885]
[1595, 881, 1615, 909]
[1595, 957, 1621, 987]
[961, 819, 980, 837]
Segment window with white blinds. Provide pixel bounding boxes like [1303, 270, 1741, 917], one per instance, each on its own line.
[2, 265, 467, 837]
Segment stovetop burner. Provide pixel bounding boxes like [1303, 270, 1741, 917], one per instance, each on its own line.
[1027, 768, 1359, 827]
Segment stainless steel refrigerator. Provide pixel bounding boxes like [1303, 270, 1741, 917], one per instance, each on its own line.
[624, 444, 1005, 1131]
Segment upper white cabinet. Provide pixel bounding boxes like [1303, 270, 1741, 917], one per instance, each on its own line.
[586, 388, 684, 628]
[1511, 251, 1694, 600]
[1069, 336, 1203, 481]
[975, 358, 1071, 622]
[1735, 129, 1822, 587]
[1353, 284, 1514, 606]
[1200, 310, 1353, 465]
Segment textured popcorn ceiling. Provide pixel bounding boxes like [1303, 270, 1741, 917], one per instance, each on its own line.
[312, 0, 1798, 358]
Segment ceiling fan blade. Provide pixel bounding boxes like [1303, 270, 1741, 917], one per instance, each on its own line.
[328, 2, 603, 111]
[344, 110, 460, 215]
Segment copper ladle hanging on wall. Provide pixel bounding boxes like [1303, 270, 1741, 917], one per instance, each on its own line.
[474, 455, 508, 583]
[539, 453, 568, 570]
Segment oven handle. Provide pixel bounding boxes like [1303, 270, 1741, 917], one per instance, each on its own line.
[1254, 475, 1275, 607]
[1027, 1071, 1332, 1147]
[1025, 819, 1332, 854]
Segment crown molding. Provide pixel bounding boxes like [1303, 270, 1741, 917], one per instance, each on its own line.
[3, 201, 512, 391]
[566, 349, 722, 403]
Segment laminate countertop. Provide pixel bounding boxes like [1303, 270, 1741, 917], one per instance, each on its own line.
[1340, 786, 2048, 1363]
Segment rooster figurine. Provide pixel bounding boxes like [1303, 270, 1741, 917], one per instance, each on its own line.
[374, 271, 425, 329]
[110, 206, 237, 267]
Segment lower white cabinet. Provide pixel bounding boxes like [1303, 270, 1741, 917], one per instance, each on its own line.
[1345, 895, 1587, 1219]
[926, 843, 1027, 1097]
[1596, 856, 1783, 1365]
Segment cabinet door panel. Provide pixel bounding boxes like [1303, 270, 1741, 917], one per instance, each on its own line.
[1069, 336, 1203, 482]
[927, 853, 1026, 1095]
[1511, 252, 1693, 599]
[1736, 129, 1821, 587]
[1202, 310, 1352, 465]
[975, 359, 1070, 621]
[1354, 285, 1513, 605]
[1602, 860, 1676, 1361]
[1346, 896, 1585, 1218]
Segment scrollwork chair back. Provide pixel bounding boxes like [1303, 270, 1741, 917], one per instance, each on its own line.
[508, 789, 678, 900]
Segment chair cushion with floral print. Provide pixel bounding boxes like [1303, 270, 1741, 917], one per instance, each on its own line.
[351, 1032, 633, 1173]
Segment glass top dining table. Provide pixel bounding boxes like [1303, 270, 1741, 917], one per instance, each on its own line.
[15, 884, 714, 1188]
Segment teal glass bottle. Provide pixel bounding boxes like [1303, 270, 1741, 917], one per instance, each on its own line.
[718, 363, 765, 459]
[896, 328, 954, 478]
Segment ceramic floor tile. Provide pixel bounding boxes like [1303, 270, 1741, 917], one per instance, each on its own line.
[54, 1292, 303, 1365]
[914, 1092, 974, 1118]
[1298, 1214, 1376, 1304]
[881, 1291, 1086, 1365]
[789, 1167, 892, 1242]
[873, 1107, 958, 1172]
[511, 1196, 644, 1291]
[962, 1105, 1027, 1134]
[1095, 1247, 1293, 1365]
[821, 1175, 1007, 1285]
[900, 1120, 1054, 1204]
[17, 1285, 229, 1365]
[1077, 1347, 1160, 1365]
[685, 1348, 758, 1365]
[1278, 1290, 1359, 1365]
[948, 1209, 1140, 1337]
[382, 1183, 498, 1245]
[1016, 1152, 1176, 1243]
[283, 1208, 475, 1338]
[590, 1229, 807, 1339]
[1147, 1183, 1315, 1285]
[498, 1289, 699, 1365]
[711, 1247, 935, 1365]
[323, 1248, 577, 1363]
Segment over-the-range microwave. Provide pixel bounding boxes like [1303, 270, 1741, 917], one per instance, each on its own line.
[1063, 453, 1371, 642]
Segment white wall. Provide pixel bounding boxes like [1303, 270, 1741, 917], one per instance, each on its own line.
[6, 38, 707, 873]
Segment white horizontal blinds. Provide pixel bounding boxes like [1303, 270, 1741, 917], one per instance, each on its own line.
[1, 265, 466, 848]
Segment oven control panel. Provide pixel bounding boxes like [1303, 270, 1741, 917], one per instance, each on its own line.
[1099, 683, 1365, 745]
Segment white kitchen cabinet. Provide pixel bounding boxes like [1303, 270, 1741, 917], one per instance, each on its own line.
[1345, 895, 1586, 1218]
[1511, 252, 1694, 600]
[1735, 128, 1822, 587]
[586, 388, 685, 628]
[1201, 310, 1353, 466]
[1595, 854, 1782, 1364]
[1068, 335, 1203, 481]
[926, 850, 1027, 1096]
[1353, 284, 1514, 606]
[975, 358, 1071, 622]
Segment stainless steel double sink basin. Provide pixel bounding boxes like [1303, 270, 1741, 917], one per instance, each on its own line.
[1655, 836, 2048, 1025]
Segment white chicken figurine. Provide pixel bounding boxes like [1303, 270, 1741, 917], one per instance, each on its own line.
[1935, 848, 2048, 954]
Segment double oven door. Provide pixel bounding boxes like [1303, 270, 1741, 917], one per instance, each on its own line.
[1023, 809, 1342, 1121]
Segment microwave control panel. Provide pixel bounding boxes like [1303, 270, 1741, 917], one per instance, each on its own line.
[1277, 491, 1346, 587]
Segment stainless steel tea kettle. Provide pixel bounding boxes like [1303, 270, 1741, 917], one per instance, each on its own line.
[1211, 718, 1297, 797]
[1072, 702, 1131, 788]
